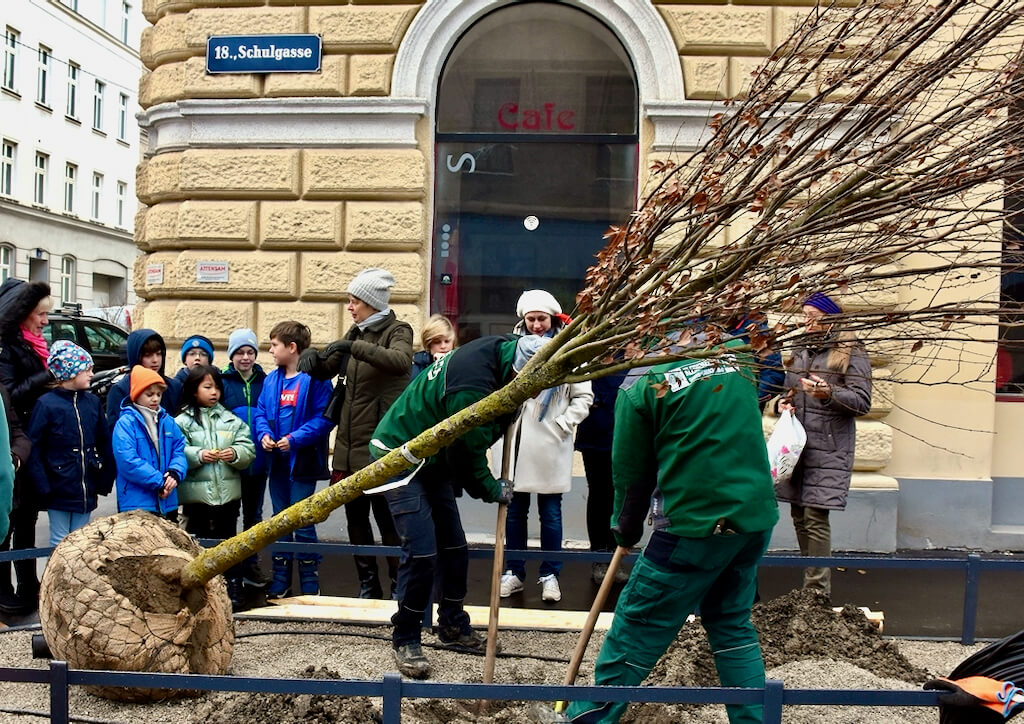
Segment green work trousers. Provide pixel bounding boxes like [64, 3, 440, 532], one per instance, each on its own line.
[566, 528, 772, 724]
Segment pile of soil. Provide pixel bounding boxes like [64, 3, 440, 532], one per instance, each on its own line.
[181, 589, 937, 724]
[191, 666, 381, 723]
[645, 588, 929, 690]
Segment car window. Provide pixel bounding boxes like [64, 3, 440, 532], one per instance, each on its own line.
[82, 322, 127, 356]
[44, 320, 79, 346]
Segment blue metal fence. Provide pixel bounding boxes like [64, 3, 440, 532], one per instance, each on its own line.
[0, 661, 945, 724]
[2, 544, 1022, 722]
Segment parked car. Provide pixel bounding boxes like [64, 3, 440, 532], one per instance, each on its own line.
[43, 304, 129, 373]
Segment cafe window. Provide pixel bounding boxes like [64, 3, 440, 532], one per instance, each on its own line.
[433, 3, 638, 340]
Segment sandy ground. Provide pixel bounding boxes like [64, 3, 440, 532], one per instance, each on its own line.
[0, 589, 986, 724]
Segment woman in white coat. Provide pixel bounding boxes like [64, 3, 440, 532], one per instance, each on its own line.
[496, 290, 593, 603]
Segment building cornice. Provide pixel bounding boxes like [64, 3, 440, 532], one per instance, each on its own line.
[0, 198, 133, 242]
[138, 97, 428, 156]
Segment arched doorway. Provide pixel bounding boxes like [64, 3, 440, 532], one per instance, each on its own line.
[431, 2, 639, 340]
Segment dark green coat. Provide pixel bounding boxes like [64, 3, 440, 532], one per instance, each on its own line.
[613, 342, 779, 538]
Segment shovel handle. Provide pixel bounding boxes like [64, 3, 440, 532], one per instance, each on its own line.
[552, 543, 629, 719]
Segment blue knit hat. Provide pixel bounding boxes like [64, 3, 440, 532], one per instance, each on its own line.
[181, 335, 214, 363]
[47, 339, 93, 381]
[803, 292, 842, 316]
[227, 328, 258, 359]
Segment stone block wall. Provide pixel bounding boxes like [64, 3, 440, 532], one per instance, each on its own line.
[135, 1, 894, 489]
[135, 2, 427, 352]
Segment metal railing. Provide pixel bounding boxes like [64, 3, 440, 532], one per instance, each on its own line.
[1, 660, 944, 724]
[2, 543, 1021, 723]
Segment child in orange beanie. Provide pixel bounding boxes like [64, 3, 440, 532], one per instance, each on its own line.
[111, 365, 187, 519]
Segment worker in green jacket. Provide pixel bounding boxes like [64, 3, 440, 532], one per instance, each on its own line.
[369, 334, 545, 679]
[566, 337, 779, 724]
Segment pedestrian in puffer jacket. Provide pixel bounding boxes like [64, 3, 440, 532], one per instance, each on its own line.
[26, 341, 113, 546]
[174, 364, 255, 606]
[299, 268, 412, 600]
[775, 291, 872, 599]
[221, 327, 270, 587]
[112, 366, 187, 519]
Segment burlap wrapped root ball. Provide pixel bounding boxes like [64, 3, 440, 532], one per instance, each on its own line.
[39, 510, 234, 702]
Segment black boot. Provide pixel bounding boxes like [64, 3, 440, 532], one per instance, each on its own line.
[354, 556, 383, 599]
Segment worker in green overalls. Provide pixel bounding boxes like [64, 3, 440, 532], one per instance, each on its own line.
[567, 336, 779, 724]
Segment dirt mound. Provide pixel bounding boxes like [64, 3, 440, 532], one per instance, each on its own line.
[645, 588, 928, 690]
[191, 665, 381, 723]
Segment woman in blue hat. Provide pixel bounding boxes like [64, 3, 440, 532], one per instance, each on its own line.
[775, 291, 872, 600]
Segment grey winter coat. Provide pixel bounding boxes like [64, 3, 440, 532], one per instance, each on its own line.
[774, 338, 872, 510]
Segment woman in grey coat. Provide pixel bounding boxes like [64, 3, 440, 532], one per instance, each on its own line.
[776, 292, 872, 599]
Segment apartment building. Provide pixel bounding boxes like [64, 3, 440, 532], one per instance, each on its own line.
[0, 0, 141, 309]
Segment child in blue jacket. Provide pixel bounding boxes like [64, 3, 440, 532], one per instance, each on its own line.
[112, 366, 187, 520]
[26, 341, 113, 546]
[252, 321, 333, 598]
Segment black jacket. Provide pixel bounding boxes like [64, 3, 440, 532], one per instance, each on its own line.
[105, 328, 181, 431]
[26, 388, 113, 513]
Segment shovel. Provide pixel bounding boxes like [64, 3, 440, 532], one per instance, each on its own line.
[553, 545, 628, 714]
[478, 421, 518, 714]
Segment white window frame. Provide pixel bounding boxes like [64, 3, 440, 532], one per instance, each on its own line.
[64, 163, 76, 213]
[118, 93, 128, 140]
[33, 152, 47, 205]
[60, 256, 75, 304]
[92, 80, 104, 131]
[91, 172, 103, 220]
[0, 246, 11, 283]
[36, 45, 50, 105]
[3, 27, 17, 91]
[121, 2, 131, 44]
[116, 180, 127, 226]
[66, 62, 78, 118]
[1, 140, 14, 197]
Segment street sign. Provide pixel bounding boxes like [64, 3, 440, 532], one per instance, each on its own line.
[206, 34, 322, 74]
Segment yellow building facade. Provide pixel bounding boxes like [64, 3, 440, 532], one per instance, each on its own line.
[135, 0, 1022, 552]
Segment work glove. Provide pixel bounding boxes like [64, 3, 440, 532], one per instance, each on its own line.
[323, 339, 353, 357]
[611, 476, 657, 549]
[297, 347, 320, 374]
[924, 676, 1024, 717]
[493, 478, 514, 505]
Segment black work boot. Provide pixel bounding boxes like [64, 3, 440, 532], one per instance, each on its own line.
[393, 642, 431, 679]
[434, 625, 494, 654]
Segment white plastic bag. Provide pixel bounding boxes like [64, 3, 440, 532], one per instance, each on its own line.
[766, 409, 806, 485]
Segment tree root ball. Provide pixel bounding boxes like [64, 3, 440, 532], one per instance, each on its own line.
[39, 511, 234, 702]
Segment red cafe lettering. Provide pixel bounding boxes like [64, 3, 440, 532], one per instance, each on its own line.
[497, 102, 575, 131]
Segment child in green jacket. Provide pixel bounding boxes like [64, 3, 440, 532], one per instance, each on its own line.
[174, 364, 255, 606]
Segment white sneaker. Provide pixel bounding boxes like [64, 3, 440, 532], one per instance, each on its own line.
[539, 574, 561, 602]
[500, 571, 524, 597]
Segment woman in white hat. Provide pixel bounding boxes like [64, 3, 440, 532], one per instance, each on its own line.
[299, 268, 413, 599]
[494, 289, 593, 603]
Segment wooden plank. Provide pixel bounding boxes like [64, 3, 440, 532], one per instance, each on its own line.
[237, 595, 616, 632]
[833, 606, 885, 633]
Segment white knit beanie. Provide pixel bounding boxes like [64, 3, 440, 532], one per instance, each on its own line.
[516, 289, 561, 319]
[347, 268, 395, 311]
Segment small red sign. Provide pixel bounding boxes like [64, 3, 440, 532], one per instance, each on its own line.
[497, 102, 575, 131]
